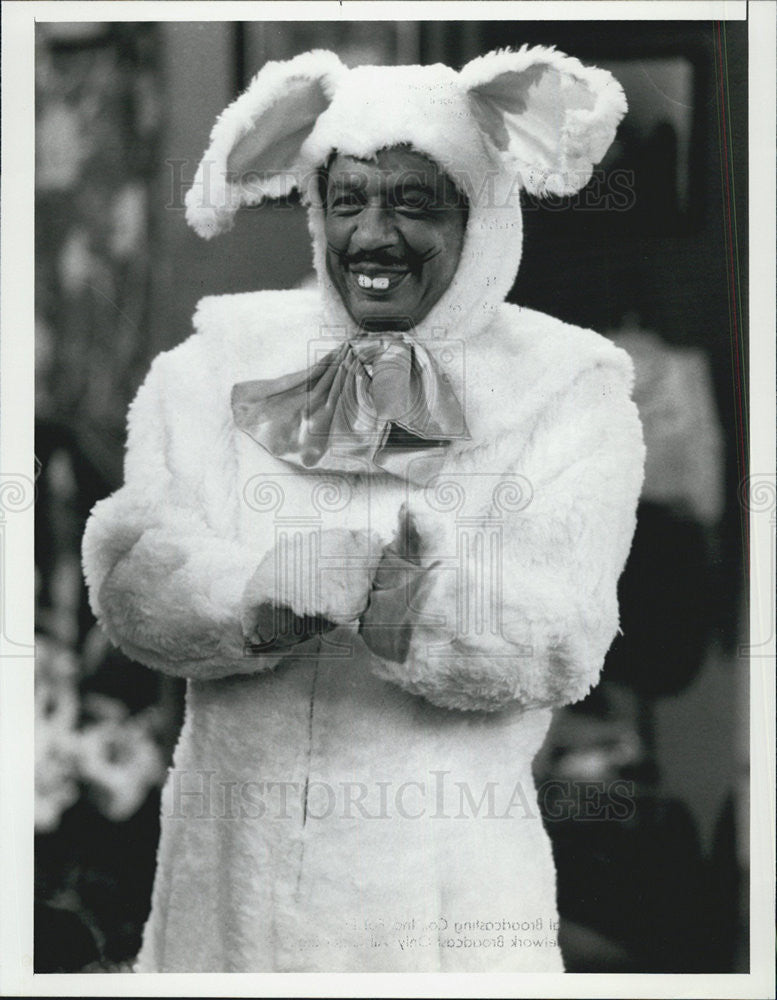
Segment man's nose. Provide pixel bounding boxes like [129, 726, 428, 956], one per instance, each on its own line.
[350, 205, 400, 252]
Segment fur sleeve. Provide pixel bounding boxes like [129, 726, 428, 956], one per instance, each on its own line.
[81, 347, 277, 680]
[368, 361, 646, 712]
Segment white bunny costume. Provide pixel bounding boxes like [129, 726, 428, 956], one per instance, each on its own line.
[82, 47, 644, 972]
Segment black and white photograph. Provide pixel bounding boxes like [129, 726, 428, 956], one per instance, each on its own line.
[0, 1, 773, 995]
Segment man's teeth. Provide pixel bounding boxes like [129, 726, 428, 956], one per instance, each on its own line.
[356, 273, 391, 290]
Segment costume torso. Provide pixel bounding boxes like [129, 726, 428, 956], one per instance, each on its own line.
[81, 288, 644, 971]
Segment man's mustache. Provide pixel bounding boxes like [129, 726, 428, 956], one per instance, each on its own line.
[327, 245, 442, 267]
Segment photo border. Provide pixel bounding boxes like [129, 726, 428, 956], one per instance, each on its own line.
[1, 1, 772, 997]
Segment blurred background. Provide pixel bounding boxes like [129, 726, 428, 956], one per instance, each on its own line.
[34, 20, 748, 973]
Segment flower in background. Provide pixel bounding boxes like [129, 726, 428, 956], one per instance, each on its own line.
[36, 634, 79, 685]
[58, 228, 97, 296]
[36, 742, 81, 834]
[81, 691, 130, 723]
[35, 637, 81, 833]
[35, 728, 80, 834]
[75, 717, 167, 823]
[109, 182, 147, 260]
[35, 635, 170, 831]
[36, 101, 86, 192]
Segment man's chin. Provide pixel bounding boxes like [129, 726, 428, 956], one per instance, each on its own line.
[358, 312, 415, 333]
[338, 294, 414, 331]
[345, 289, 418, 332]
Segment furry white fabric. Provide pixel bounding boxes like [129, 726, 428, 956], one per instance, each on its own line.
[82, 47, 643, 973]
[186, 46, 626, 238]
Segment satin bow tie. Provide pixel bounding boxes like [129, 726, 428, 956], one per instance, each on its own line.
[231, 335, 469, 485]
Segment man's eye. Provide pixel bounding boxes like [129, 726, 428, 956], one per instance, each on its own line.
[396, 192, 432, 214]
[329, 194, 363, 214]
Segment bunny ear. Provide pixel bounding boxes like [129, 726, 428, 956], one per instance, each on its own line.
[460, 46, 627, 198]
[185, 49, 346, 239]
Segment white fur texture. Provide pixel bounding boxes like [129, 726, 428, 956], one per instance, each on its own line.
[184, 49, 345, 239]
[82, 290, 644, 972]
[82, 47, 641, 974]
[460, 46, 627, 196]
[185, 45, 627, 237]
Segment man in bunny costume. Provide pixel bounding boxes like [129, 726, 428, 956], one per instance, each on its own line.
[82, 47, 645, 972]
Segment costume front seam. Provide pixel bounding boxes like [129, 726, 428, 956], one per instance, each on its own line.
[296, 648, 320, 903]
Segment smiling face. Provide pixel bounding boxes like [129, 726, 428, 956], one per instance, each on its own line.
[323, 147, 468, 331]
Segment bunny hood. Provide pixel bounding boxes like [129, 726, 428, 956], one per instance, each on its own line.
[185, 47, 627, 340]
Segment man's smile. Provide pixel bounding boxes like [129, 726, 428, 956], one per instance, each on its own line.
[347, 263, 411, 294]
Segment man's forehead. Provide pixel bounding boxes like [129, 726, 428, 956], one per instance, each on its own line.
[327, 148, 453, 189]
